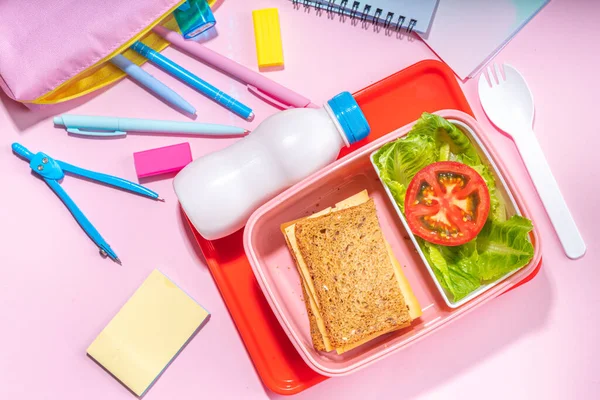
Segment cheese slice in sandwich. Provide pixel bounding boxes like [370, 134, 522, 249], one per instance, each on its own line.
[281, 190, 421, 354]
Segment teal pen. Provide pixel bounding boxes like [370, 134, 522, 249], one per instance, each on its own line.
[110, 54, 196, 115]
[131, 41, 254, 121]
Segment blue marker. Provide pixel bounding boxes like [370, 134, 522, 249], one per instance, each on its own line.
[111, 54, 196, 115]
[131, 41, 254, 121]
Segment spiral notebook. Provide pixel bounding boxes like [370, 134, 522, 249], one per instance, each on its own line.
[289, 0, 439, 33]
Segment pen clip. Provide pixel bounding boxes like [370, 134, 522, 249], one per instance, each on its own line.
[66, 128, 127, 137]
[247, 85, 293, 110]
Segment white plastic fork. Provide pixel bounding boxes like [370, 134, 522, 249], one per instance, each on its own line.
[478, 63, 586, 260]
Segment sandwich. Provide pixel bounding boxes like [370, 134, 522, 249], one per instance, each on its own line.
[281, 190, 421, 354]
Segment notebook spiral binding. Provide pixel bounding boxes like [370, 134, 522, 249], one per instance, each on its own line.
[291, 0, 417, 33]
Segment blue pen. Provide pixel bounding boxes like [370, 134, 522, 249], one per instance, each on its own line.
[111, 54, 196, 115]
[131, 41, 254, 121]
[12, 143, 164, 264]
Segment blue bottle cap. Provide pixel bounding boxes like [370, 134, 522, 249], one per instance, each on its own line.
[327, 91, 370, 145]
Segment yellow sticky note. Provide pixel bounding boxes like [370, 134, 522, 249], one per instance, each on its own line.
[87, 270, 209, 396]
[252, 8, 284, 68]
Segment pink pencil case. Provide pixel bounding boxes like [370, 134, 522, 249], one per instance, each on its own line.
[0, 0, 214, 108]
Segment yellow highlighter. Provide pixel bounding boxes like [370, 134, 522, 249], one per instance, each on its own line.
[252, 8, 284, 69]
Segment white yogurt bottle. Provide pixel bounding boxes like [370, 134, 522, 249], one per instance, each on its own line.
[174, 91, 370, 240]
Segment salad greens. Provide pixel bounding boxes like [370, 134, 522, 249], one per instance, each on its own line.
[373, 113, 534, 302]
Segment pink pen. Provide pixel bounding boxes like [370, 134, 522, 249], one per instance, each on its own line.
[153, 26, 317, 109]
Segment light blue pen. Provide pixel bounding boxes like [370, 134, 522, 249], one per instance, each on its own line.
[12, 143, 164, 265]
[131, 41, 254, 121]
[53, 114, 248, 137]
[111, 54, 196, 115]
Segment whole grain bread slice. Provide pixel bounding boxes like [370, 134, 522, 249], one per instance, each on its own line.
[300, 283, 326, 351]
[294, 199, 411, 349]
[281, 222, 327, 351]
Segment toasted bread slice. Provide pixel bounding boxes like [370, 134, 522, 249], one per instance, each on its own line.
[281, 224, 328, 351]
[299, 283, 326, 351]
[295, 199, 412, 350]
[281, 191, 421, 353]
[281, 192, 371, 352]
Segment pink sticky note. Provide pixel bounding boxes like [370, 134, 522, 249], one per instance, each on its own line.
[133, 142, 192, 179]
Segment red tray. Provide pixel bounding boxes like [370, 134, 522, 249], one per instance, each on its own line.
[186, 60, 542, 395]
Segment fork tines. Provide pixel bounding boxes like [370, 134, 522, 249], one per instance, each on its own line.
[485, 63, 505, 86]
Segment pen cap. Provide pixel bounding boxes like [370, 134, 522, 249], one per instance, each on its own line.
[174, 0, 216, 39]
[326, 92, 370, 145]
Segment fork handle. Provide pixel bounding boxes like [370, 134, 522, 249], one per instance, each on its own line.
[513, 129, 586, 259]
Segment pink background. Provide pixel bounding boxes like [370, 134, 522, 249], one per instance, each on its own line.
[0, 0, 598, 399]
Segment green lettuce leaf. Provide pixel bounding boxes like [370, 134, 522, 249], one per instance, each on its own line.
[475, 216, 535, 281]
[438, 142, 450, 162]
[471, 164, 505, 222]
[373, 129, 438, 212]
[372, 112, 535, 301]
[422, 240, 481, 301]
[373, 112, 504, 220]
[421, 215, 533, 301]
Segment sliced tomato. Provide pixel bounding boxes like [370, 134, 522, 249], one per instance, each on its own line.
[404, 161, 490, 246]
